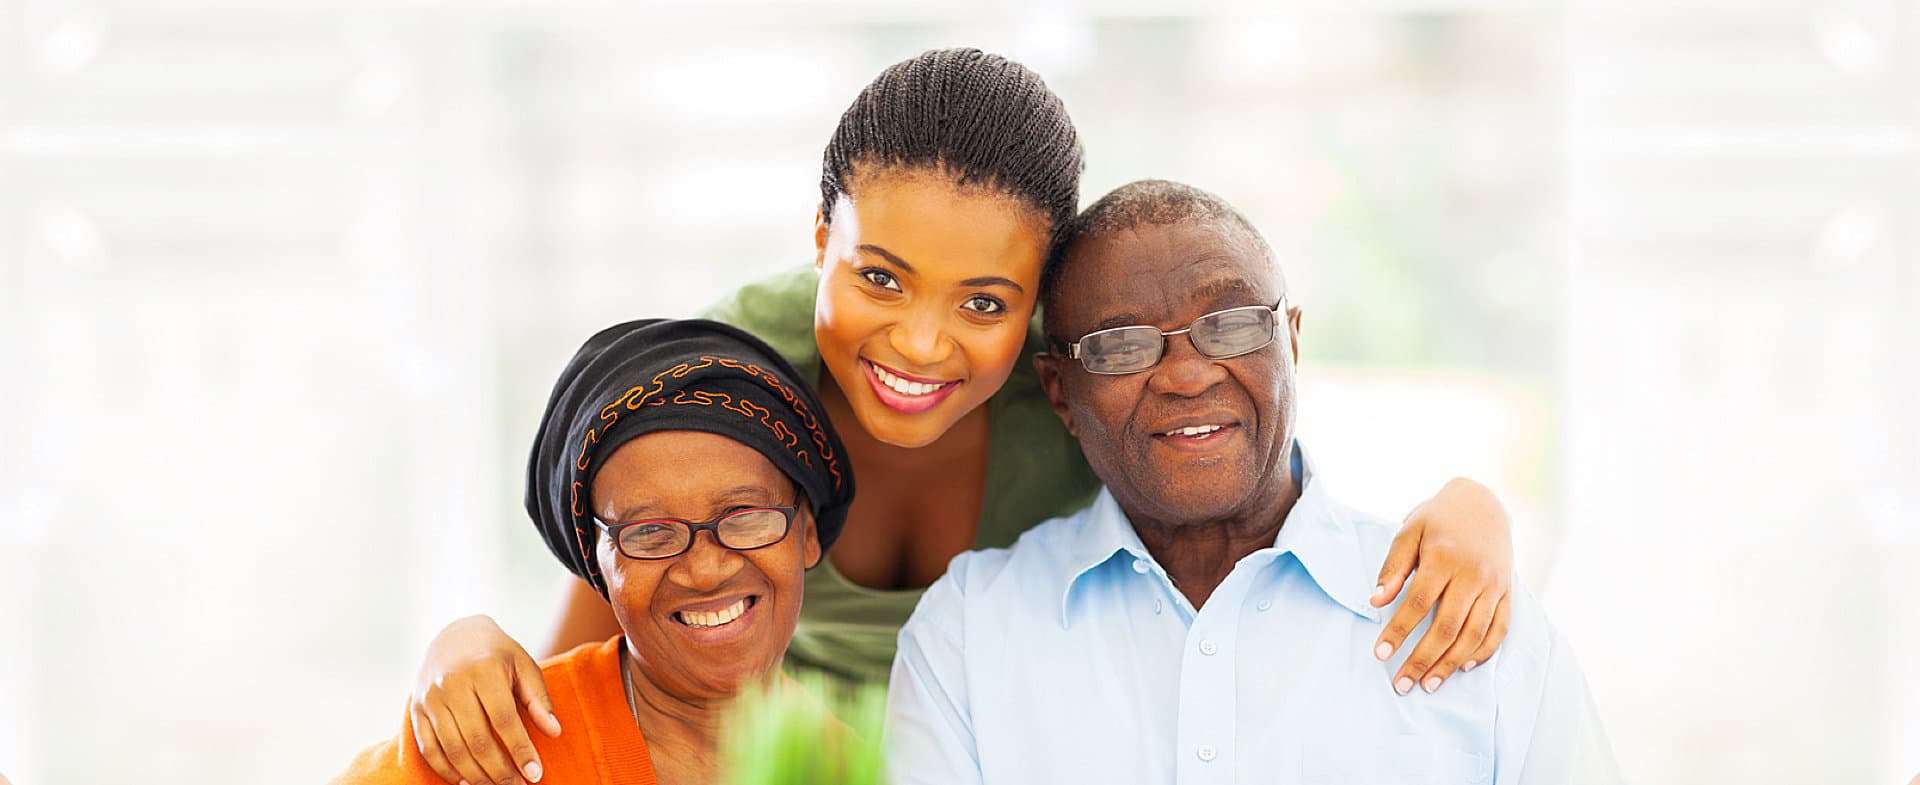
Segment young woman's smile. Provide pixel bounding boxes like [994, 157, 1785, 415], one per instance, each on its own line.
[860, 358, 964, 413]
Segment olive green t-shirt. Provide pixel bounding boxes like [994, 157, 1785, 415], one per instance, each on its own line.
[702, 266, 1101, 684]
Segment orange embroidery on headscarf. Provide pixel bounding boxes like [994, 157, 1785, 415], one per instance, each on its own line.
[566, 351, 850, 576]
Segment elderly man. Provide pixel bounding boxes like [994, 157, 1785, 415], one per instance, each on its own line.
[885, 180, 1620, 785]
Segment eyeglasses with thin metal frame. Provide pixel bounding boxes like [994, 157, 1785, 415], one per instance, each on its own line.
[1051, 296, 1292, 375]
[594, 502, 800, 560]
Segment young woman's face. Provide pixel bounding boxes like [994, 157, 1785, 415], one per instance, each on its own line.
[812, 170, 1051, 448]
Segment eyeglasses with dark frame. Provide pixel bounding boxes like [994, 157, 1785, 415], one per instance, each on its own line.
[1051, 296, 1292, 375]
[594, 502, 801, 560]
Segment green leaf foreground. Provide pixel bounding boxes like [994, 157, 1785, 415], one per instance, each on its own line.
[718, 671, 889, 785]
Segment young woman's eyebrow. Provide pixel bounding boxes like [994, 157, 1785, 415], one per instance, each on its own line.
[856, 245, 1021, 292]
[857, 244, 915, 274]
[960, 276, 1024, 293]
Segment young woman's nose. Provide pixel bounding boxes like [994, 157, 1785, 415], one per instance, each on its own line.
[887, 307, 956, 368]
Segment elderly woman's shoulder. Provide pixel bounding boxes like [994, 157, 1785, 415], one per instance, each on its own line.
[331, 637, 627, 785]
[533, 635, 629, 724]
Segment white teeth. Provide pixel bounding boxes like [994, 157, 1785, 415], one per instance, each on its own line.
[1163, 424, 1226, 437]
[678, 598, 748, 628]
[873, 364, 949, 397]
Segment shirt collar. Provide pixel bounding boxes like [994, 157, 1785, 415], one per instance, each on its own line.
[1271, 447, 1380, 620]
[1059, 442, 1380, 626]
[1057, 485, 1155, 626]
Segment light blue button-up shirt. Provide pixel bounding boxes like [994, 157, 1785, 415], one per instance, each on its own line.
[886, 448, 1621, 785]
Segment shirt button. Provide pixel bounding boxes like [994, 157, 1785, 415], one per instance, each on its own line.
[1257, 599, 1272, 611]
[1199, 639, 1218, 656]
[1197, 745, 1217, 762]
[1131, 558, 1150, 574]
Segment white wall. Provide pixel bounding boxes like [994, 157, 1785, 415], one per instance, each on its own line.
[0, 2, 1913, 783]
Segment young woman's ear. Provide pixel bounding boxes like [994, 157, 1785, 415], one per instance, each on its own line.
[813, 208, 830, 272]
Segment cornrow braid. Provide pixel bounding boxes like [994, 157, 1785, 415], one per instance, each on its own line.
[820, 48, 1084, 235]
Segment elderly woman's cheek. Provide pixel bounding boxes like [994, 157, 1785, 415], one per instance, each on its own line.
[595, 546, 651, 628]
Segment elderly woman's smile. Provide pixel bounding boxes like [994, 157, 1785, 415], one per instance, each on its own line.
[673, 595, 755, 629]
[593, 429, 821, 698]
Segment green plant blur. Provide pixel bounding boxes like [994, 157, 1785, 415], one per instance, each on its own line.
[719, 671, 889, 785]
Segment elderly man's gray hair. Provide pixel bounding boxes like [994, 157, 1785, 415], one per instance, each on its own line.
[1041, 179, 1280, 330]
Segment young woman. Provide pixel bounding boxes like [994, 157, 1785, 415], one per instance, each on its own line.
[412, 48, 1518, 785]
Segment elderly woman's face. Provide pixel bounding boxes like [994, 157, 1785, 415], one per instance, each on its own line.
[591, 430, 820, 699]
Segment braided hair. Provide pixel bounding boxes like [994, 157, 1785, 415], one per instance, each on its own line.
[819, 48, 1084, 234]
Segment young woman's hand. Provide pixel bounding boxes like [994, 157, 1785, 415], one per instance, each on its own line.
[1370, 477, 1515, 695]
[409, 615, 562, 785]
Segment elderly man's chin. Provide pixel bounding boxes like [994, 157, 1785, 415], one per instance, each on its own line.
[1116, 446, 1268, 523]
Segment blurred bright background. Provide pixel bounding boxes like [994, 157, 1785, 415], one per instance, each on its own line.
[1, 1, 1915, 783]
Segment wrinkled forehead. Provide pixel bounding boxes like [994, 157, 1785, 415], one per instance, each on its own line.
[589, 430, 793, 521]
[1056, 220, 1283, 329]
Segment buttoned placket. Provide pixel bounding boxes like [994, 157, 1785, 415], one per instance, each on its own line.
[1158, 550, 1278, 785]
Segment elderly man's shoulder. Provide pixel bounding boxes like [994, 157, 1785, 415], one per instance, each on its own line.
[1315, 489, 1559, 662]
[1331, 498, 1405, 557]
[923, 502, 1106, 607]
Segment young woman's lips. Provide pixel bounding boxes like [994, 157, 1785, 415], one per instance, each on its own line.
[860, 359, 962, 415]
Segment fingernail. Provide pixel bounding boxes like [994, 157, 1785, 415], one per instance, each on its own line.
[1373, 641, 1393, 661]
[1395, 677, 1414, 695]
[1463, 660, 1478, 672]
[525, 762, 543, 782]
[1423, 676, 1442, 693]
[1371, 584, 1386, 600]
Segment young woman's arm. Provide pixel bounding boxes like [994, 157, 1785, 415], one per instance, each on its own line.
[540, 578, 624, 656]
[406, 578, 612, 785]
[1372, 477, 1516, 694]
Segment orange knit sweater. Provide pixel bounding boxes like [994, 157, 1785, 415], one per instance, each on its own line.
[333, 636, 657, 785]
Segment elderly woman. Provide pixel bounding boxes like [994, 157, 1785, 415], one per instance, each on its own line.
[335, 318, 854, 785]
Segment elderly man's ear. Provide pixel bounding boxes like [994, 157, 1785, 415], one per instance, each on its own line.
[1032, 353, 1079, 439]
[1287, 305, 1303, 364]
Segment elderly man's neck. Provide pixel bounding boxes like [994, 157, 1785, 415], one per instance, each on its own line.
[1127, 476, 1302, 610]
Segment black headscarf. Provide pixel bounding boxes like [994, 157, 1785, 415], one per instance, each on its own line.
[526, 318, 855, 598]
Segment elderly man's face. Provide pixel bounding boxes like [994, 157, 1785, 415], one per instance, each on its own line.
[1037, 220, 1300, 525]
[591, 430, 819, 700]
